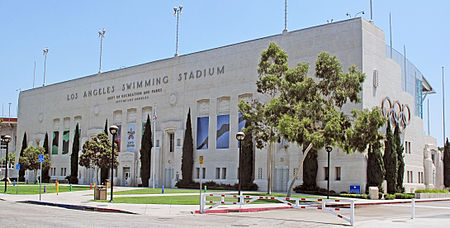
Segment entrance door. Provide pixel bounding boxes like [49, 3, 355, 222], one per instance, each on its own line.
[123, 167, 130, 186]
[273, 167, 289, 192]
[164, 167, 173, 188]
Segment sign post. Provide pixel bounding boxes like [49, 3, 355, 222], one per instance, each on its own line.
[199, 156, 204, 214]
[39, 155, 44, 201]
[15, 164, 20, 194]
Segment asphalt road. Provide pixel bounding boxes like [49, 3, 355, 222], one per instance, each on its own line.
[0, 200, 449, 227]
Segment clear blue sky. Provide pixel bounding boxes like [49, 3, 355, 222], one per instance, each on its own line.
[1, 0, 449, 145]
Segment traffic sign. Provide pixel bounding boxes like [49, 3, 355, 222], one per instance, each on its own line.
[39, 155, 44, 163]
[199, 156, 204, 165]
[16, 164, 20, 170]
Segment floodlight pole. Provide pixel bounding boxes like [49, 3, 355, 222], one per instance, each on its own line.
[325, 146, 333, 199]
[174, 5, 183, 56]
[43, 48, 49, 86]
[98, 29, 106, 73]
[2, 135, 11, 193]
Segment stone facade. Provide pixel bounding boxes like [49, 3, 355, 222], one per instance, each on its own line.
[16, 18, 440, 193]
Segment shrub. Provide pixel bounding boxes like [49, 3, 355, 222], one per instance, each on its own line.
[340, 193, 369, 199]
[394, 193, 415, 199]
[415, 189, 449, 193]
[384, 194, 395, 200]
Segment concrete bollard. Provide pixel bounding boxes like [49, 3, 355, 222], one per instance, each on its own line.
[44, 185, 46, 193]
[369, 187, 379, 200]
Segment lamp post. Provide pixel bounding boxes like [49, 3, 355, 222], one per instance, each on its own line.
[325, 146, 333, 199]
[2, 135, 11, 193]
[236, 132, 245, 199]
[173, 5, 183, 56]
[109, 125, 119, 202]
[98, 29, 106, 73]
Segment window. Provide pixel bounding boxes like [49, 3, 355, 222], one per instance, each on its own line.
[202, 167, 206, 179]
[196, 168, 200, 179]
[257, 168, 263, 179]
[324, 167, 329, 181]
[156, 140, 160, 147]
[216, 168, 220, 179]
[177, 138, 181, 147]
[293, 168, 298, 179]
[52, 131, 59, 155]
[405, 141, 412, 154]
[197, 117, 209, 150]
[60, 168, 66, 176]
[221, 168, 226, 179]
[169, 133, 174, 152]
[335, 167, 341, 181]
[216, 114, 230, 149]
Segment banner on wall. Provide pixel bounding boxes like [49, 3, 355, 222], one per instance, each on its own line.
[216, 115, 230, 149]
[62, 130, 70, 154]
[127, 123, 136, 152]
[114, 125, 121, 152]
[52, 131, 59, 154]
[197, 117, 209, 150]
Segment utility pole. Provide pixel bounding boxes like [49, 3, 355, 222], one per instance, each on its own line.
[43, 48, 49, 86]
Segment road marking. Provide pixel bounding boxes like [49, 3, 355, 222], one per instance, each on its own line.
[387, 204, 450, 210]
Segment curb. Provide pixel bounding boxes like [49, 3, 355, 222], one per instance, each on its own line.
[20, 200, 137, 215]
[195, 198, 450, 214]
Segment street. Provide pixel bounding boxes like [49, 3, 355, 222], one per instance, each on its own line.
[0, 199, 449, 227]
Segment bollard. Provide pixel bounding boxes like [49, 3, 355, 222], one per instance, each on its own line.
[162, 185, 165, 194]
[70, 184, 72, 191]
[13, 180, 16, 187]
[90, 183, 93, 190]
[411, 198, 415, 219]
[44, 185, 47, 193]
[56, 181, 59, 195]
[204, 185, 207, 193]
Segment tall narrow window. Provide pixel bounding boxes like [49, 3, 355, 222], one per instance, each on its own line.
[257, 168, 263, 179]
[169, 133, 175, 152]
[324, 167, 329, 181]
[52, 131, 59, 155]
[202, 167, 206, 179]
[216, 114, 230, 149]
[196, 168, 200, 179]
[222, 168, 227, 179]
[197, 117, 209, 150]
[335, 167, 341, 181]
[216, 168, 220, 179]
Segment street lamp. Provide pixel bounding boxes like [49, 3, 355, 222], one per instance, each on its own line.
[236, 132, 245, 199]
[98, 29, 106, 73]
[325, 146, 333, 199]
[173, 5, 183, 56]
[109, 125, 119, 202]
[2, 135, 11, 193]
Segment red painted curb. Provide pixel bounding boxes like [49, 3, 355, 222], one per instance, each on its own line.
[195, 206, 292, 214]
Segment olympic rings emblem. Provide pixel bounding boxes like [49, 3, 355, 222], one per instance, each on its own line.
[381, 97, 411, 129]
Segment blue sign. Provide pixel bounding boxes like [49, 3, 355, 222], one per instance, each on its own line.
[39, 155, 44, 163]
[350, 185, 361, 194]
[16, 164, 20, 170]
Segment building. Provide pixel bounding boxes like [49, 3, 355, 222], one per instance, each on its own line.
[16, 18, 442, 192]
[1, 117, 18, 179]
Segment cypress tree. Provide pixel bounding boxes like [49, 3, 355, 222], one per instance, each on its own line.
[42, 132, 51, 182]
[394, 123, 405, 193]
[302, 149, 318, 190]
[180, 109, 194, 184]
[366, 141, 385, 189]
[69, 124, 80, 184]
[444, 138, 450, 187]
[383, 121, 397, 194]
[19, 132, 27, 182]
[101, 119, 108, 184]
[140, 115, 152, 187]
[241, 120, 255, 187]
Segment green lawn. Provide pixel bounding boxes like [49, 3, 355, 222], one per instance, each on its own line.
[95, 192, 323, 205]
[114, 188, 223, 195]
[4, 185, 91, 194]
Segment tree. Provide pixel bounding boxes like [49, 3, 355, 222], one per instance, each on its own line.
[69, 124, 80, 184]
[1, 153, 15, 165]
[367, 141, 385, 189]
[42, 132, 51, 183]
[19, 146, 51, 183]
[240, 119, 255, 188]
[140, 115, 152, 187]
[394, 123, 405, 193]
[79, 133, 118, 185]
[180, 109, 194, 184]
[383, 121, 397, 194]
[444, 138, 450, 187]
[19, 132, 28, 181]
[101, 119, 109, 183]
[239, 43, 380, 196]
